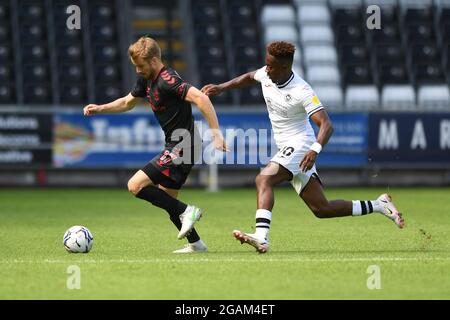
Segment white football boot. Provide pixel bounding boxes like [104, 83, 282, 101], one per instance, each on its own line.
[178, 205, 202, 239]
[377, 193, 405, 228]
[173, 240, 208, 253]
[233, 230, 269, 253]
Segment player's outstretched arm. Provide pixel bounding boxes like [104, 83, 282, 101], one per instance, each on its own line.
[185, 86, 228, 152]
[83, 93, 142, 116]
[201, 71, 258, 96]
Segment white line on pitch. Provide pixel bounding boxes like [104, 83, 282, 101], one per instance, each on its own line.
[1, 257, 450, 264]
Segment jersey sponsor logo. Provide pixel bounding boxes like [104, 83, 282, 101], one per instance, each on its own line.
[311, 96, 321, 105]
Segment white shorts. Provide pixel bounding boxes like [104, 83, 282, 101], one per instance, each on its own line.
[270, 140, 320, 194]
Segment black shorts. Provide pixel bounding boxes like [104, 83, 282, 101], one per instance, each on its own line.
[142, 148, 194, 190]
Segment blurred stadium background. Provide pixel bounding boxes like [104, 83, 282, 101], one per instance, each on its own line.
[0, 0, 449, 189]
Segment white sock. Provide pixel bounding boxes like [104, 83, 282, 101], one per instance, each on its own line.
[255, 209, 271, 240]
[352, 200, 378, 216]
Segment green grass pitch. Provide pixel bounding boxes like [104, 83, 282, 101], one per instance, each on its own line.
[0, 187, 449, 299]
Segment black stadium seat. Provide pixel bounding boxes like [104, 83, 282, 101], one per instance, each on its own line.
[0, 84, 15, 103]
[413, 64, 446, 85]
[344, 63, 373, 84]
[336, 24, 365, 44]
[24, 84, 52, 104]
[378, 64, 409, 84]
[406, 23, 435, 43]
[339, 44, 368, 63]
[60, 84, 86, 104]
[368, 23, 399, 44]
[375, 44, 403, 63]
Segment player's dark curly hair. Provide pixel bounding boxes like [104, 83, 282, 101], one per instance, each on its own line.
[267, 41, 295, 63]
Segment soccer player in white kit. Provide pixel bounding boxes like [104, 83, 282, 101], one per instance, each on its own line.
[202, 42, 405, 253]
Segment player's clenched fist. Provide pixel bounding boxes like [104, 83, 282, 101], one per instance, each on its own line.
[83, 104, 102, 116]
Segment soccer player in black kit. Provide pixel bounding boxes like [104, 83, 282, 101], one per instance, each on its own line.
[84, 37, 227, 253]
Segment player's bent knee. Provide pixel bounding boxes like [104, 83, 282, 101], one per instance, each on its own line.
[127, 180, 141, 196]
[255, 174, 270, 189]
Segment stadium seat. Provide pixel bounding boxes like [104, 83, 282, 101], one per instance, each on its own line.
[234, 45, 260, 62]
[228, 3, 254, 24]
[406, 23, 435, 43]
[409, 43, 440, 64]
[343, 63, 374, 84]
[60, 84, 87, 104]
[24, 84, 52, 104]
[94, 45, 119, 62]
[95, 84, 121, 103]
[90, 3, 115, 21]
[336, 24, 365, 44]
[231, 25, 258, 45]
[198, 45, 226, 63]
[345, 85, 379, 111]
[20, 24, 46, 43]
[22, 44, 47, 62]
[0, 44, 11, 61]
[339, 44, 369, 64]
[417, 85, 450, 110]
[19, 2, 45, 20]
[313, 85, 344, 111]
[306, 65, 340, 86]
[0, 23, 10, 41]
[297, 4, 331, 25]
[0, 84, 15, 103]
[264, 25, 299, 44]
[95, 65, 121, 83]
[381, 85, 416, 111]
[367, 23, 400, 44]
[200, 65, 229, 84]
[24, 64, 50, 82]
[413, 64, 446, 85]
[374, 44, 403, 63]
[90, 24, 116, 42]
[300, 25, 334, 45]
[0, 65, 12, 81]
[240, 86, 264, 105]
[59, 64, 85, 82]
[303, 45, 337, 65]
[57, 44, 84, 62]
[261, 5, 296, 25]
[192, 2, 220, 22]
[195, 24, 222, 44]
[0, 2, 9, 20]
[378, 64, 410, 84]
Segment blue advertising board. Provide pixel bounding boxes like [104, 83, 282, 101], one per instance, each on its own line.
[368, 113, 450, 164]
[53, 111, 369, 168]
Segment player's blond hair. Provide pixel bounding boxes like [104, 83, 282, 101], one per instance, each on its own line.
[128, 36, 161, 61]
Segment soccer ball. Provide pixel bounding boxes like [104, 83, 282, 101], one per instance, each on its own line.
[63, 226, 94, 253]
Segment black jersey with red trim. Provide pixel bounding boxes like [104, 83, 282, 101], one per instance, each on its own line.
[131, 66, 193, 146]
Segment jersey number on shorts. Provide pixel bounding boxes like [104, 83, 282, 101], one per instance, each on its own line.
[279, 146, 294, 158]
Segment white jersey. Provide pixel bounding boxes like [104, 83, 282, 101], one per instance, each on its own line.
[253, 66, 323, 148]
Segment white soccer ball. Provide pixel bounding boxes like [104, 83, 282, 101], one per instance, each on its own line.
[63, 226, 94, 253]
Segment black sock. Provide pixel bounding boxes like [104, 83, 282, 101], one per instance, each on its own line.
[169, 215, 201, 243]
[136, 186, 200, 243]
[136, 185, 187, 216]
